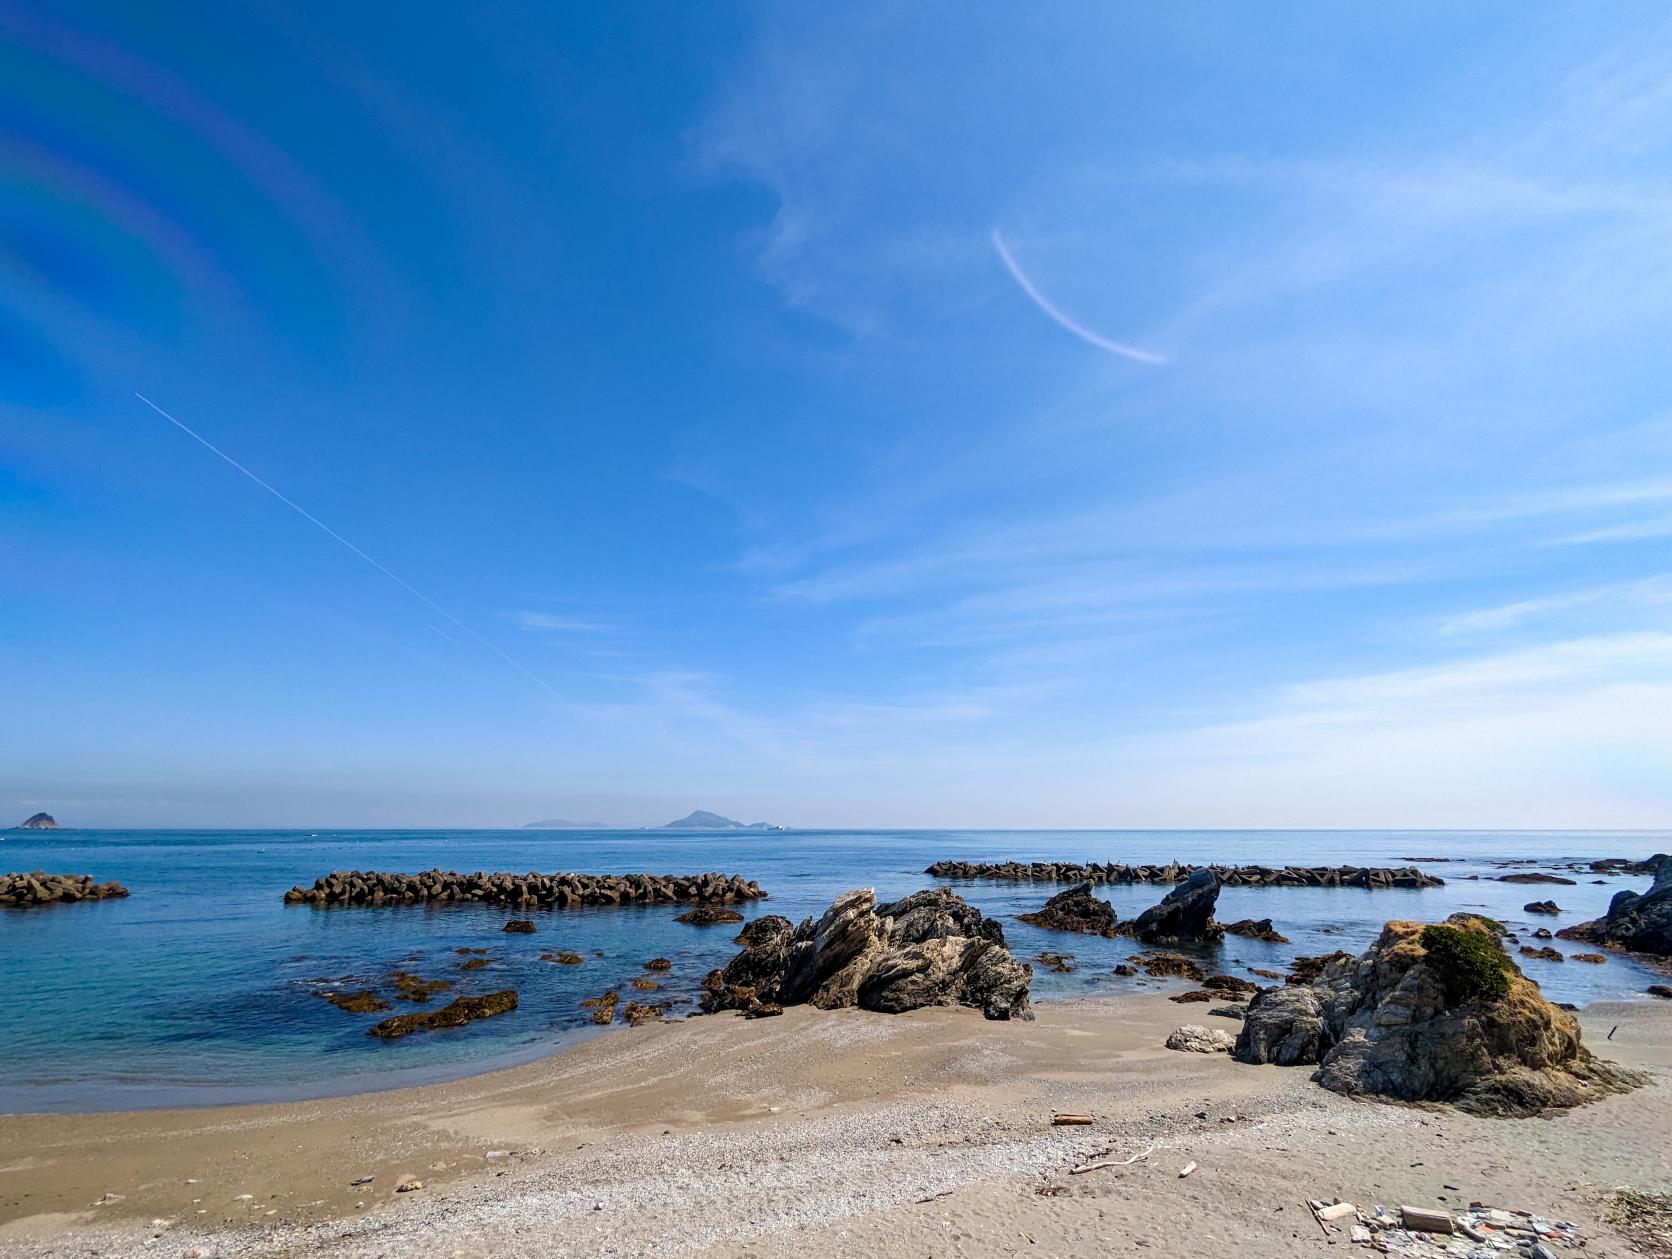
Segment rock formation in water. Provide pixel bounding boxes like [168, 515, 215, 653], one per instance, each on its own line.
[1223, 917, 1290, 943]
[1558, 862, 1672, 957]
[283, 869, 765, 908]
[662, 810, 783, 830]
[1123, 868, 1223, 945]
[676, 906, 745, 926]
[14, 813, 61, 829]
[1234, 914, 1642, 1116]
[0, 872, 128, 907]
[368, 990, 518, 1039]
[1016, 882, 1120, 936]
[925, 858, 1441, 889]
[700, 887, 1032, 1021]
[1524, 900, 1561, 916]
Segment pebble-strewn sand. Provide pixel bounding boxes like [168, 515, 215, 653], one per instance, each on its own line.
[1, 995, 1667, 1258]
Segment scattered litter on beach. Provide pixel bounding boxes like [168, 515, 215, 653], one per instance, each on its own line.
[1307, 1197, 1584, 1256]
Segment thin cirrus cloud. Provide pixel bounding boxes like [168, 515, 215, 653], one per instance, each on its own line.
[513, 611, 609, 632]
[989, 229, 1167, 365]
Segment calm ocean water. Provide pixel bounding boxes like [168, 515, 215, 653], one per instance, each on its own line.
[2, 828, 1667, 1113]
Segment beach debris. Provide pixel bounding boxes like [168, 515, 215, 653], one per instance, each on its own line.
[94, 1192, 125, 1205]
[1223, 917, 1290, 943]
[700, 887, 1034, 1021]
[1316, 1201, 1358, 1223]
[283, 869, 767, 909]
[1164, 1025, 1235, 1053]
[925, 859, 1442, 890]
[502, 919, 536, 933]
[1401, 1206, 1454, 1234]
[1178, 1161, 1197, 1178]
[395, 1176, 423, 1193]
[234, 1194, 254, 1201]
[675, 906, 744, 926]
[1017, 882, 1121, 936]
[368, 990, 518, 1038]
[1069, 1141, 1154, 1174]
[1050, 1112, 1095, 1125]
[1236, 914, 1644, 1116]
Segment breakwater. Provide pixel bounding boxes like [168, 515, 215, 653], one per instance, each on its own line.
[282, 868, 766, 908]
[925, 859, 1442, 889]
[1, 872, 130, 907]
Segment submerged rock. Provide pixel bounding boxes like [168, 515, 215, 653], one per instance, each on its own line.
[676, 906, 746, 926]
[1223, 917, 1290, 943]
[368, 990, 517, 1039]
[1166, 1024, 1236, 1054]
[1520, 945, 1564, 962]
[1136, 952, 1207, 981]
[1017, 882, 1120, 936]
[1234, 914, 1643, 1116]
[1123, 869, 1224, 945]
[1558, 862, 1672, 957]
[1498, 873, 1577, 886]
[318, 989, 393, 1014]
[700, 887, 1032, 1021]
[502, 919, 536, 933]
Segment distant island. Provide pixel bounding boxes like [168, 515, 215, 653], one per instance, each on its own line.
[661, 810, 784, 831]
[15, 812, 61, 830]
[521, 818, 610, 830]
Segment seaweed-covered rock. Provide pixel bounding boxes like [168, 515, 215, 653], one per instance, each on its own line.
[503, 919, 536, 933]
[700, 887, 1031, 1021]
[676, 906, 745, 926]
[1223, 917, 1289, 943]
[1136, 952, 1207, 981]
[1234, 915, 1642, 1116]
[368, 990, 517, 1038]
[1558, 862, 1672, 957]
[1017, 882, 1120, 936]
[1123, 869, 1223, 945]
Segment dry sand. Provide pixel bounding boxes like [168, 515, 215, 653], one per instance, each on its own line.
[1, 994, 1668, 1258]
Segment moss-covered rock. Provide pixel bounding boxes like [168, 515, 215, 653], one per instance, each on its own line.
[1422, 923, 1514, 1003]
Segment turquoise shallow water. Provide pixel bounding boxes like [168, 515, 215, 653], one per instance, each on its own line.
[1, 828, 1667, 1113]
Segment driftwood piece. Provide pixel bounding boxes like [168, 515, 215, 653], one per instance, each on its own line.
[1051, 1113, 1095, 1126]
[1069, 1141, 1156, 1174]
[1178, 1161, 1197, 1178]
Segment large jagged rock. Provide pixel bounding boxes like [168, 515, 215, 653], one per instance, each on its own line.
[1234, 914, 1643, 1116]
[1558, 862, 1672, 956]
[1017, 882, 1120, 936]
[1123, 869, 1223, 945]
[701, 887, 1032, 1021]
[15, 813, 60, 830]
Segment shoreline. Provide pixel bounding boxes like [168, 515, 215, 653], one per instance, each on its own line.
[3, 992, 1668, 1258]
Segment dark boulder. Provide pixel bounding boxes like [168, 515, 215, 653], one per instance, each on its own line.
[503, 919, 536, 933]
[368, 990, 517, 1038]
[1122, 869, 1223, 945]
[1017, 882, 1120, 936]
[676, 906, 746, 926]
[1558, 862, 1672, 957]
[1223, 917, 1289, 943]
[1524, 900, 1560, 916]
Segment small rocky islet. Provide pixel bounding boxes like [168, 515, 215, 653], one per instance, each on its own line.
[282, 868, 766, 909]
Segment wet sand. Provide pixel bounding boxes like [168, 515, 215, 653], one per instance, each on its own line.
[1, 994, 1667, 1258]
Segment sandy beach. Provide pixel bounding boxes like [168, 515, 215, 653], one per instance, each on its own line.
[2, 993, 1668, 1258]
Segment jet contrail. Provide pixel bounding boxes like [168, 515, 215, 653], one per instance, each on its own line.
[135, 392, 566, 703]
[990, 229, 1167, 365]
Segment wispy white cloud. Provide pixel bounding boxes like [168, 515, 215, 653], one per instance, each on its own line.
[513, 611, 608, 632]
[989, 229, 1166, 365]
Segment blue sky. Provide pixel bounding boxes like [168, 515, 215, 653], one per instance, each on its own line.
[4, 2, 1672, 828]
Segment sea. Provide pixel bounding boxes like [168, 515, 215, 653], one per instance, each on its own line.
[2, 828, 1667, 1114]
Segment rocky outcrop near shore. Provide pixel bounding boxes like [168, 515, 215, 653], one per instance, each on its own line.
[700, 887, 1033, 1021]
[1016, 882, 1120, 936]
[368, 990, 518, 1039]
[1234, 913, 1643, 1116]
[1124, 868, 1223, 945]
[1, 871, 128, 907]
[14, 812, 60, 829]
[1558, 861, 1672, 956]
[925, 859, 1441, 889]
[282, 869, 766, 908]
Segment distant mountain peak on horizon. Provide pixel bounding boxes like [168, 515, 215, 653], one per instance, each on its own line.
[522, 817, 610, 830]
[662, 809, 783, 831]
